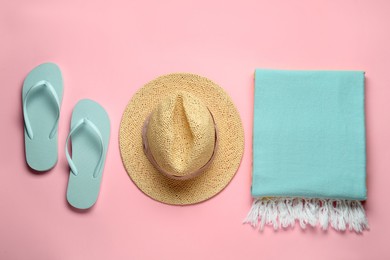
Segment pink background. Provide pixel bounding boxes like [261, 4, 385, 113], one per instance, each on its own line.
[1, 0, 390, 259]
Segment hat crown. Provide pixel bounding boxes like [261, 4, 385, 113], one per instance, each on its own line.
[146, 91, 216, 178]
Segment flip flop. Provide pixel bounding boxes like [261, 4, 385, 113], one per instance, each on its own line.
[65, 99, 110, 209]
[22, 63, 63, 171]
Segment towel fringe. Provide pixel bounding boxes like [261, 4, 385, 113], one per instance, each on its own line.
[243, 197, 369, 233]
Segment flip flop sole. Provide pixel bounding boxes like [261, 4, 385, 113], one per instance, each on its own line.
[23, 63, 63, 171]
[66, 99, 110, 209]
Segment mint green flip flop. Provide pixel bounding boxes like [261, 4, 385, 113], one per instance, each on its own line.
[22, 63, 63, 171]
[65, 99, 110, 209]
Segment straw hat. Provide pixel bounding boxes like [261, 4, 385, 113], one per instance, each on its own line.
[119, 73, 244, 205]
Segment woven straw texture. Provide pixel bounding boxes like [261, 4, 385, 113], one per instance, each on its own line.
[119, 73, 244, 205]
[146, 92, 216, 178]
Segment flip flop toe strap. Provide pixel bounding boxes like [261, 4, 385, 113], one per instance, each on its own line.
[65, 118, 104, 178]
[23, 80, 60, 139]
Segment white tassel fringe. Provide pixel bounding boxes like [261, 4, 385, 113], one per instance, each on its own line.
[244, 198, 369, 233]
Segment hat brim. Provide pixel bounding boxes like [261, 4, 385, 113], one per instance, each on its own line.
[119, 73, 244, 205]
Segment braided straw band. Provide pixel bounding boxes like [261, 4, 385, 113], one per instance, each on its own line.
[142, 110, 219, 181]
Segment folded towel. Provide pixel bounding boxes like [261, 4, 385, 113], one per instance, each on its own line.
[244, 69, 368, 232]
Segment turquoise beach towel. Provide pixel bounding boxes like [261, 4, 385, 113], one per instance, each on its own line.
[244, 69, 368, 232]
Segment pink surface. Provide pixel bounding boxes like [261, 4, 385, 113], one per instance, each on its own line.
[1, 0, 390, 259]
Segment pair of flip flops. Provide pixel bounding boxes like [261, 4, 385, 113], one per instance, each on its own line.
[22, 63, 110, 209]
